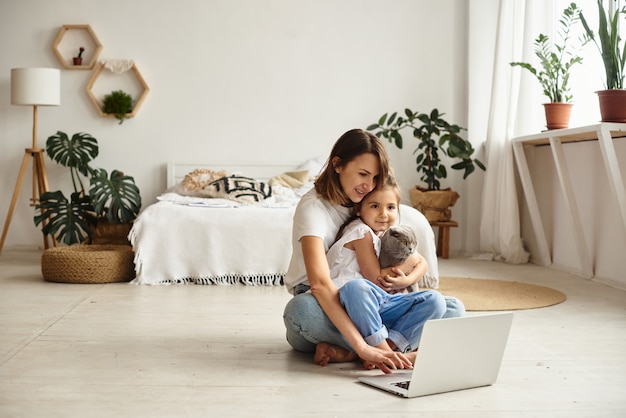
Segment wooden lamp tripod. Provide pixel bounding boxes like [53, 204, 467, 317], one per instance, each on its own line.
[0, 68, 61, 255]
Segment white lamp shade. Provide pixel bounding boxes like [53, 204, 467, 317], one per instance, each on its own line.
[11, 68, 61, 106]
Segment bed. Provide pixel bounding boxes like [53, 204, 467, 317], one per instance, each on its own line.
[129, 160, 440, 287]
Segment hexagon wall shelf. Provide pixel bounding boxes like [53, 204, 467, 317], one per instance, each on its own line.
[52, 24, 103, 70]
[86, 62, 150, 120]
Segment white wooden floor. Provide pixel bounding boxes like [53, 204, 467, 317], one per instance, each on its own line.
[0, 249, 625, 417]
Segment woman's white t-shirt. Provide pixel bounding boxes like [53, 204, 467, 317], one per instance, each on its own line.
[284, 187, 351, 294]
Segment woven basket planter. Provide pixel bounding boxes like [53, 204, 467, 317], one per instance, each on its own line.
[408, 186, 460, 222]
[41, 245, 135, 284]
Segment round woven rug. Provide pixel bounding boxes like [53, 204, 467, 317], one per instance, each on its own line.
[431, 277, 567, 311]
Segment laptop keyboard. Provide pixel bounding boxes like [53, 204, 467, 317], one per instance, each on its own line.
[392, 380, 410, 390]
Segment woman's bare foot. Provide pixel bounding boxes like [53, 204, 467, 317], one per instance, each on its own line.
[314, 342, 357, 366]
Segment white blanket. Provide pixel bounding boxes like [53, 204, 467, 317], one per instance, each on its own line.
[129, 197, 297, 285]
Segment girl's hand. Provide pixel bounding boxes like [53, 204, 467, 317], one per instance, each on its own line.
[377, 253, 422, 292]
[356, 345, 413, 374]
[377, 270, 406, 292]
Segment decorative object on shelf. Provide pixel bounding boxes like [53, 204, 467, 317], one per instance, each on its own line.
[41, 244, 135, 283]
[34, 131, 142, 246]
[102, 90, 133, 124]
[0, 68, 60, 255]
[73, 46, 84, 65]
[86, 61, 150, 121]
[368, 108, 485, 222]
[510, 3, 589, 130]
[581, 0, 626, 122]
[52, 24, 102, 70]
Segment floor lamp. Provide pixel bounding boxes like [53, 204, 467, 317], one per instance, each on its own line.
[0, 68, 61, 255]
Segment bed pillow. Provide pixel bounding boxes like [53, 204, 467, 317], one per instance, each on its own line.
[269, 170, 310, 188]
[202, 175, 272, 204]
[296, 156, 326, 180]
[166, 168, 229, 197]
[182, 168, 228, 191]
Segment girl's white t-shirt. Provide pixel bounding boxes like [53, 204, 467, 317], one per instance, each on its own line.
[326, 219, 381, 290]
[284, 187, 351, 294]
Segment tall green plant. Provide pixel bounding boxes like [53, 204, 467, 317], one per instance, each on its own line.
[510, 2, 589, 103]
[34, 131, 142, 245]
[580, 0, 626, 89]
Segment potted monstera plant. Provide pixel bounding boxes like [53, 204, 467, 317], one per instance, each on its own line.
[510, 2, 589, 129]
[34, 131, 142, 246]
[367, 108, 485, 222]
[581, 0, 626, 122]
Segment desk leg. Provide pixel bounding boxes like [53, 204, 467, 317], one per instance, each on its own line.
[549, 137, 593, 278]
[597, 126, 626, 245]
[512, 142, 551, 266]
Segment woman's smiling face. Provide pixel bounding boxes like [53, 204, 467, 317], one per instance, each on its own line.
[335, 153, 380, 204]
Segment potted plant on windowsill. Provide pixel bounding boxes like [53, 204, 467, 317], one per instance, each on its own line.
[581, 0, 626, 122]
[34, 131, 142, 246]
[367, 108, 485, 222]
[510, 2, 590, 130]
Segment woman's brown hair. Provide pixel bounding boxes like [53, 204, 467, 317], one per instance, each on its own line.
[315, 129, 390, 206]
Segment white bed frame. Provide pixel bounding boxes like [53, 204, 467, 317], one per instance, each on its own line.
[167, 162, 299, 188]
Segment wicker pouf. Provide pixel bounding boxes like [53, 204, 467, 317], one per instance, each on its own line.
[41, 245, 135, 284]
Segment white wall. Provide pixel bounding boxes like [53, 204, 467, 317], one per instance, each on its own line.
[0, 0, 471, 250]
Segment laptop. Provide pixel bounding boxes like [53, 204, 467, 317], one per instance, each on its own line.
[358, 312, 514, 398]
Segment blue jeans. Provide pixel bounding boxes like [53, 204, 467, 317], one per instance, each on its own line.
[283, 280, 465, 353]
[339, 279, 445, 352]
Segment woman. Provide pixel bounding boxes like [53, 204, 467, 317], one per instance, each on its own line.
[282, 129, 464, 373]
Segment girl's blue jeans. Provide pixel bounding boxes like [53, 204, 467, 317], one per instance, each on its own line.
[283, 279, 465, 353]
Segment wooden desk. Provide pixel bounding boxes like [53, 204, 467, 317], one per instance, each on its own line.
[511, 123, 626, 278]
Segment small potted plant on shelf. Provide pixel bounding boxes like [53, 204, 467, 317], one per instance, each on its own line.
[367, 108, 485, 222]
[102, 90, 134, 124]
[73, 47, 84, 66]
[510, 2, 590, 130]
[580, 0, 626, 122]
[34, 131, 142, 246]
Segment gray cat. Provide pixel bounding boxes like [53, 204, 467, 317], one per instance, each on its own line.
[378, 225, 421, 293]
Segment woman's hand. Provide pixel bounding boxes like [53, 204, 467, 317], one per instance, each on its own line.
[356, 344, 413, 374]
[378, 253, 425, 292]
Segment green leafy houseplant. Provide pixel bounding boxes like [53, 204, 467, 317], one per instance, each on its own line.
[510, 2, 589, 103]
[102, 90, 134, 124]
[34, 131, 142, 245]
[367, 108, 485, 191]
[580, 0, 626, 89]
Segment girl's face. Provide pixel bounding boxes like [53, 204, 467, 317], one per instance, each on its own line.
[334, 153, 380, 204]
[357, 187, 399, 234]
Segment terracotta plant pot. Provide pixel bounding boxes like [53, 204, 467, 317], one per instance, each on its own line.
[543, 103, 573, 130]
[597, 90, 626, 123]
[73, 57, 82, 65]
[408, 186, 460, 222]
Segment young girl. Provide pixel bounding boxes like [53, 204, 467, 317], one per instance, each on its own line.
[326, 173, 420, 294]
[282, 129, 465, 373]
[316, 174, 424, 367]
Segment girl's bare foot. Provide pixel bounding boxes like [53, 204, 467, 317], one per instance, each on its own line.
[314, 342, 357, 366]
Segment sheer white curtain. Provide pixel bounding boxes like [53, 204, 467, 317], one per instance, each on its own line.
[469, 0, 561, 264]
